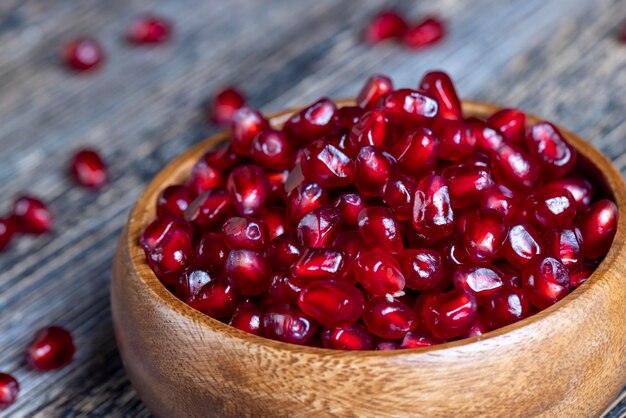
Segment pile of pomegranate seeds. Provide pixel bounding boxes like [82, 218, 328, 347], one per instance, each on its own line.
[142, 71, 619, 350]
[364, 10, 445, 49]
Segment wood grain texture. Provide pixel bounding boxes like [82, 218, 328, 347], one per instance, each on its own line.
[1, 0, 625, 416]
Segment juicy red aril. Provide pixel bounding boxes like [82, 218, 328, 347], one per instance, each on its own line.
[140, 215, 191, 252]
[437, 120, 475, 161]
[224, 249, 271, 295]
[570, 261, 598, 288]
[226, 165, 271, 216]
[195, 232, 228, 274]
[396, 249, 443, 290]
[267, 170, 290, 202]
[0, 217, 17, 252]
[382, 89, 438, 125]
[463, 209, 507, 262]
[297, 205, 341, 248]
[229, 302, 264, 336]
[322, 325, 373, 350]
[0, 373, 18, 410]
[501, 222, 543, 270]
[412, 175, 454, 239]
[298, 280, 364, 328]
[364, 10, 408, 43]
[332, 231, 365, 282]
[466, 117, 504, 153]
[544, 177, 593, 212]
[333, 193, 365, 229]
[61, 38, 104, 72]
[145, 224, 193, 285]
[251, 130, 295, 171]
[390, 127, 439, 176]
[263, 304, 318, 344]
[382, 175, 416, 221]
[185, 188, 233, 230]
[484, 287, 531, 330]
[231, 108, 269, 156]
[576, 199, 618, 259]
[452, 264, 504, 300]
[13, 196, 52, 234]
[208, 87, 246, 126]
[348, 110, 391, 155]
[467, 319, 489, 337]
[443, 235, 473, 269]
[290, 248, 346, 283]
[202, 141, 242, 171]
[300, 140, 355, 187]
[526, 188, 577, 228]
[480, 184, 521, 221]
[127, 15, 172, 44]
[157, 185, 194, 219]
[357, 206, 404, 253]
[269, 232, 302, 268]
[363, 297, 416, 339]
[188, 159, 225, 196]
[526, 122, 577, 177]
[69, 149, 107, 189]
[257, 207, 287, 240]
[354, 248, 405, 296]
[25, 326, 75, 371]
[522, 255, 570, 310]
[491, 144, 539, 191]
[222, 216, 269, 250]
[419, 70, 462, 121]
[286, 182, 329, 226]
[283, 98, 337, 147]
[357, 75, 393, 110]
[400, 332, 443, 349]
[403, 17, 445, 48]
[486, 109, 526, 146]
[443, 164, 494, 208]
[176, 269, 213, 300]
[354, 146, 396, 196]
[543, 225, 584, 270]
[265, 272, 303, 306]
[186, 276, 237, 318]
[337, 106, 364, 129]
[424, 289, 478, 339]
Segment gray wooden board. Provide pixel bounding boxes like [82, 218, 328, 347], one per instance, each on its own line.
[0, 0, 625, 416]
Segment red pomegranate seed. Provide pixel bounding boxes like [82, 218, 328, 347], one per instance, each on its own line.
[357, 75, 394, 110]
[412, 174, 454, 239]
[424, 289, 478, 339]
[348, 110, 391, 155]
[403, 17, 445, 49]
[332, 231, 365, 282]
[437, 120, 475, 161]
[298, 280, 364, 328]
[443, 164, 495, 208]
[25, 326, 75, 371]
[13, 196, 52, 234]
[333, 193, 365, 229]
[140, 215, 191, 252]
[543, 225, 584, 270]
[354, 146, 396, 196]
[525, 122, 577, 177]
[269, 232, 302, 268]
[419, 70, 462, 121]
[286, 182, 329, 226]
[390, 127, 439, 176]
[357, 206, 404, 253]
[222, 216, 269, 250]
[543, 177, 593, 212]
[195, 232, 228, 274]
[61, 38, 104, 72]
[363, 297, 417, 339]
[290, 248, 346, 283]
[226, 165, 271, 216]
[300, 140, 355, 187]
[382, 89, 439, 125]
[501, 222, 543, 270]
[263, 304, 319, 344]
[569, 261, 598, 288]
[452, 264, 504, 300]
[283, 98, 337, 146]
[412, 290, 441, 333]
[526, 188, 577, 228]
[466, 117, 505, 153]
[186, 276, 238, 318]
[202, 141, 243, 171]
[224, 249, 271, 296]
[522, 255, 569, 310]
[364, 10, 408, 43]
[486, 109, 526, 146]
[265, 272, 303, 306]
[321, 325, 373, 350]
[188, 159, 225, 196]
[354, 248, 405, 296]
[576, 199, 618, 259]
[297, 205, 341, 248]
[127, 15, 172, 44]
[479, 184, 521, 221]
[251, 130, 295, 171]
[0, 217, 17, 252]
[231, 108, 269, 156]
[336, 106, 365, 129]
[69, 149, 107, 189]
[267, 169, 290, 203]
[491, 144, 539, 191]
[207, 87, 246, 126]
[400, 332, 443, 349]
[396, 248, 443, 290]
[484, 287, 531, 330]
[176, 269, 213, 301]
[442, 235, 473, 269]
[229, 301, 264, 336]
[145, 224, 193, 285]
[382, 174, 417, 221]
[0, 373, 18, 410]
[157, 185, 194, 219]
[463, 209, 507, 262]
[185, 188, 233, 230]
[257, 207, 287, 240]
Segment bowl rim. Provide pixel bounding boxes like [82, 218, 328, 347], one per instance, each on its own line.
[123, 99, 626, 357]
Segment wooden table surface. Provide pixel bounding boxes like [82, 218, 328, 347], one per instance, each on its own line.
[0, 0, 625, 416]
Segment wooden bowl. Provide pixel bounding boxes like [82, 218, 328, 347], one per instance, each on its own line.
[111, 100, 626, 418]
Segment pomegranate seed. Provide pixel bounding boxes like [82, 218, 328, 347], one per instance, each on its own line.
[263, 304, 319, 344]
[61, 38, 103, 72]
[336, 106, 364, 129]
[443, 164, 495, 208]
[396, 249, 443, 290]
[412, 290, 441, 333]
[364, 10, 408, 43]
[376, 341, 399, 350]
[140, 215, 191, 252]
[357, 206, 404, 253]
[382, 89, 439, 125]
[188, 159, 225, 196]
[486, 109, 526, 146]
[412, 174, 454, 239]
[419, 70, 462, 121]
[357, 75, 393, 110]
[224, 249, 271, 296]
[251, 129, 295, 171]
[231, 108, 269, 156]
[463, 209, 507, 262]
[157, 185, 194, 219]
[265, 272, 303, 306]
[297, 205, 341, 248]
[403, 17, 445, 49]
[526, 122, 577, 177]
[195, 232, 228, 274]
[290, 248, 346, 283]
[390, 127, 439, 176]
[424, 289, 478, 339]
[25, 326, 75, 371]
[127, 15, 172, 44]
[222, 216, 269, 250]
[348, 110, 391, 154]
[267, 169, 291, 203]
[382, 174, 416, 221]
[522, 256, 569, 310]
[269, 232, 302, 268]
[491, 144, 539, 191]
[0, 373, 18, 410]
[442, 235, 473, 269]
[145, 224, 193, 285]
[226, 165, 271, 216]
[229, 301, 264, 336]
[542, 225, 584, 270]
[298, 280, 364, 328]
[286, 182, 329, 226]
[69, 149, 107, 189]
[354, 146, 396, 196]
[0, 217, 17, 252]
[301, 140, 355, 188]
[283, 98, 337, 146]
[13, 196, 52, 234]
[176, 269, 213, 301]
[437, 120, 475, 161]
[257, 207, 287, 240]
[501, 222, 543, 270]
[354, 248, 406, 296]
[400, 332, 443, 349]
[186, 277, 238, 318]
[466, 117, 505, 153]
[576, 199, 618, 259]
[543, 177, 593, 212]
[569, 261, 597, 288]
[333, 193, 365, 229]
[363, 297, 417, 339]
[202, 141, 242, 172]
[484, 287, 531, 330]
[207, 87, 246, 126]
[452, 264, 504, 300]
[321, 325, 373, 350]
[526, 188, 577, 228]
[467, 319, 489, 337]
[185, 188, 233, 230]
[480, 184, 521, 221]
[332, 231, 365, 282]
